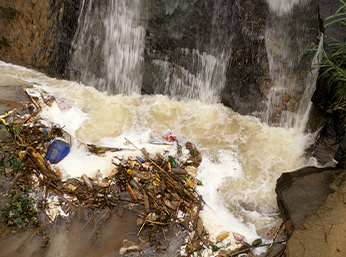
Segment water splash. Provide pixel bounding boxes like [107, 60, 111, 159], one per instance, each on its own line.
[69, 0, 232, 104]
[151, 49, 227, 104]
[266, 0, 311, 16]
[262, 0, 320, 130]
[69, 0, 145, 95]
[103, 0, 145, 95]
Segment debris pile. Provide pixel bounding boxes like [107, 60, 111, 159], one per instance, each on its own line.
[0, 85, 210, 255]
[0, 85, 280, 256]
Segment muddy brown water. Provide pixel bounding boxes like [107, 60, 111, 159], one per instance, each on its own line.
[0, 209, 141, 257]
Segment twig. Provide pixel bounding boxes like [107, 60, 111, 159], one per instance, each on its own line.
[124, 138, 174, 180]
[15, 79, 33, 88]
[17, 228, 40, 253]
[162, 227, 168, 250]
[19, 112, 38, 127]
[251, 240, 286, 248]
[22, 88, 41, 110]
[193, 196, 202, 229]
[137, 220, 147, 236]
[265, 221, 284, 257]
[0, 108, 17, 125]
[230, 248, 251, 256]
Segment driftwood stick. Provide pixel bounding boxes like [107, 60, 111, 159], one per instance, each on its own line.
[17, 228, 40, 253]
[22, 88, 41, 110]
[265, 221, 284, 257]
[19, 112, 38, 127]
[0, 108, 17, 125]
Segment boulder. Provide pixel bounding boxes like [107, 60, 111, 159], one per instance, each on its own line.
[276, 166, 346, 256]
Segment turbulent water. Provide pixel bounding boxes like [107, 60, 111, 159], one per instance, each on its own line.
[0, 61, 318, 254]
[0, 1, 322, 255]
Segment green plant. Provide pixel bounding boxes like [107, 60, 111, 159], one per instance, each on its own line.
[0, 190, 38, 228]
[7, 153, 23, 174]
[6, 122, 21, 134]
[312, 0, 346, 118]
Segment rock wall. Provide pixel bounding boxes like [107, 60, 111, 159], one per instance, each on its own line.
[221, 0, 270, 115]
[0, 0, 80, 78]
[223, 0, 320, 120]
[276, 166, 346, 257]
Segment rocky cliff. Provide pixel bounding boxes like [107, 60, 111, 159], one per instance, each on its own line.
[0, 0, 79, 78]
[276, 166, 346, 257]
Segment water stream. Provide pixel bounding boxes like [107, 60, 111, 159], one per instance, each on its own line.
[0, 61, 318, 255]
[0, 0, 322, 256]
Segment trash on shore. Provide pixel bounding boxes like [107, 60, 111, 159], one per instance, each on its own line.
[0, 84, 270, 256]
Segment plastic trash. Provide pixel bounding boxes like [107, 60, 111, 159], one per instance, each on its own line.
[82, 174, 93, 189]
[46, 139, 70, 164]
[39, 128, 49, 134]
[142, 162, 150, 169]
[130, 179, 140, 190]
[136, 156, 145, 163]
[216, 231, 230, 242]
[181, 155, 188, 163]
[112, 158, 121, 165]
[56, 99, 72, 111]
[187, 175, 203, 186]
[233, 232, 246, 242]
[96, 170, 108, 187]
[185, 177, 194, 188]
[164, 135, 177, 142]
[119, 239, 140, 256]
[185, 166, 197, 176]
[126, 168, 147, 180]
[168, 155, 177, 167]
[252, 238, 262, 246]
[171, 167, 187, 174]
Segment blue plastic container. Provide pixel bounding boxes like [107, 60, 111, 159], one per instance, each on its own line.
[46, 139, 70, 164]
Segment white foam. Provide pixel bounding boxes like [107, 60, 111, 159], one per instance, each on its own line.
[266, 0, 310, 16]
[40, 101, 87, 138]
[0, 61, 319, 251]
[197, 154, 259, 248]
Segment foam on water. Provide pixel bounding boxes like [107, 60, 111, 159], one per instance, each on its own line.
[0, 61, 318, 249]
[266, 0, 311, 16]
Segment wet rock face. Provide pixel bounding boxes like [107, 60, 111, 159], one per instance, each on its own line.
[141, 0, 236, 97]
[0, 0, 80, 78]
[276, 167, 346, 257]
[221, 0, 270, 115]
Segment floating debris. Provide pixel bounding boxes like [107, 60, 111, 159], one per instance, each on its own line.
[0, 84, 273, 256]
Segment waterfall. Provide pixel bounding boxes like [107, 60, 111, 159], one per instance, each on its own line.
[103, 0, 145, 95]
[69, 0, 320, 129]
[263, 0, 320, 130]
[267, 0, 311, 16]
[69, 0, 145, 95]
[69, 0, 232, 103]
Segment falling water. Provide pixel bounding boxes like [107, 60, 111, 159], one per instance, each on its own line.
[69, 0, 145, 94]
[69, 0, 232, 104]
[0, 0, 323, 256]
[263, 0, 320, 129]
[267, 0, 311, 16]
